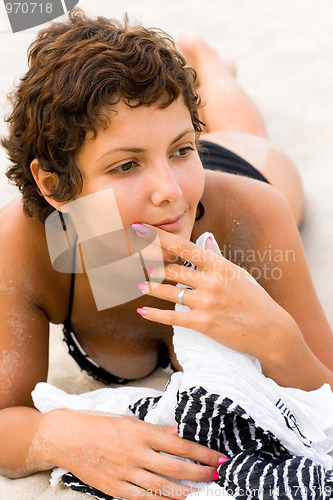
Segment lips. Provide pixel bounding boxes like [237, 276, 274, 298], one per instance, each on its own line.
[154, 214, 184, 232]
[154, 214, 183, 226]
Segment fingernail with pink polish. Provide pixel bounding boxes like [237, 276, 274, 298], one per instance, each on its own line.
[132, 223, 151, 236]
[205, 236, 214, 249]
[136, 308, 147, 317]
[147, 266, 154, 276]
[138, 282, 147, 292]
[212, 470, 219, 481]
[218, 456, 229, 466]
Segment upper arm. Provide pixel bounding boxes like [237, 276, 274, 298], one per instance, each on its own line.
[220, 177, 333, 369]
[0, 204, 50, 409]
[0, 287, 49, 408]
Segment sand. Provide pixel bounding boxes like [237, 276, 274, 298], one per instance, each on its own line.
[0, 0, 332, 498]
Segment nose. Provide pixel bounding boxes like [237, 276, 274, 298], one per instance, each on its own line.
[150, 161, 183, 206]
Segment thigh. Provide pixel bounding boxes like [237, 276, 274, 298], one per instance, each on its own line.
[200, 131, 305, 226]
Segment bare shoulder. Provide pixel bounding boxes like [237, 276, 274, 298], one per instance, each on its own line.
[0, 197, 44, 238]
[0, 198, 48, 280]
[0, 198, 66, 318]
[194, 169, 293, 250]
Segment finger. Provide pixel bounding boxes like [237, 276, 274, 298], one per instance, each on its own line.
[205, 235, 219, 253]
[73, 472, 157, 500]
[143, 425, 224, 469]
[130, 468, 197, 499]
[132, 224, 221, 271]
[154, 436, 224, 470]
[131, 223, 182, 266]
[138, 282, 202, 310]
[149, 451, 216, 485]
[136, 305, 199, 327]
[163, 263, 211, 288]
[163, 424, 179, 436]
[116, 481, 172, 500]
[131, 422, 227, 481]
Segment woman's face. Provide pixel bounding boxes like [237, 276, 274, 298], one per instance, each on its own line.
[75, 97, 205, 241]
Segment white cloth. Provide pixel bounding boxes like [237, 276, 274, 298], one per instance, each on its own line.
[32, 383, 161, 415]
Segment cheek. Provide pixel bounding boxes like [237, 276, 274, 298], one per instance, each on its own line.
[112, 185, 145, 226]
[183, 162, 205, 205]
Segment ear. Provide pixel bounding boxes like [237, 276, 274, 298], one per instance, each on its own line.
[30, 159, 64, 211]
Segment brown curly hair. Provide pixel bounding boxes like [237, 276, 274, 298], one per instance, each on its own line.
[1, 8, 203, 222]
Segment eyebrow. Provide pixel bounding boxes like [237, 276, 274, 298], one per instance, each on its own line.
[96, 128, 195, 162]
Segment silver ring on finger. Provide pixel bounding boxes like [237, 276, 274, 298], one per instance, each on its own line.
[177, 287, 187, 305]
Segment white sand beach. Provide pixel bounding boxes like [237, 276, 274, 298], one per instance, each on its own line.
[0, 0, 332, 498]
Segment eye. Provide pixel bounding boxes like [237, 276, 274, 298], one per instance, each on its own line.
[172, 146, 195, 158]
[110, 161, 138, 174]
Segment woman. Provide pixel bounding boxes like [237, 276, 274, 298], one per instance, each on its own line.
[0, 8, 332, 500]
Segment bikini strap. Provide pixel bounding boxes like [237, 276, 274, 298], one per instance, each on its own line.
[65, 272, 76, 326]
[58, 211, 77, 327]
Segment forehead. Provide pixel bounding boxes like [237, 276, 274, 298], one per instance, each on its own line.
[85, 97, 193, 146]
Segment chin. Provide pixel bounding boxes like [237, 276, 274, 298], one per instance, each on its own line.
[180, 221, 195, 240]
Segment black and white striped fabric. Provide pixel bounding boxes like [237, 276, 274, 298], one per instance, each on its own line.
[61, 386, 333, 499]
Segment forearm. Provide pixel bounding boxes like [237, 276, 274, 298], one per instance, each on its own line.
[0, 406, 51, 478]
[261, 315, 333, 391]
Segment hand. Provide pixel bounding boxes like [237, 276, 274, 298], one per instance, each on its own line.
[39, 409, 224, 499]
[134, 224, 300, 369]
